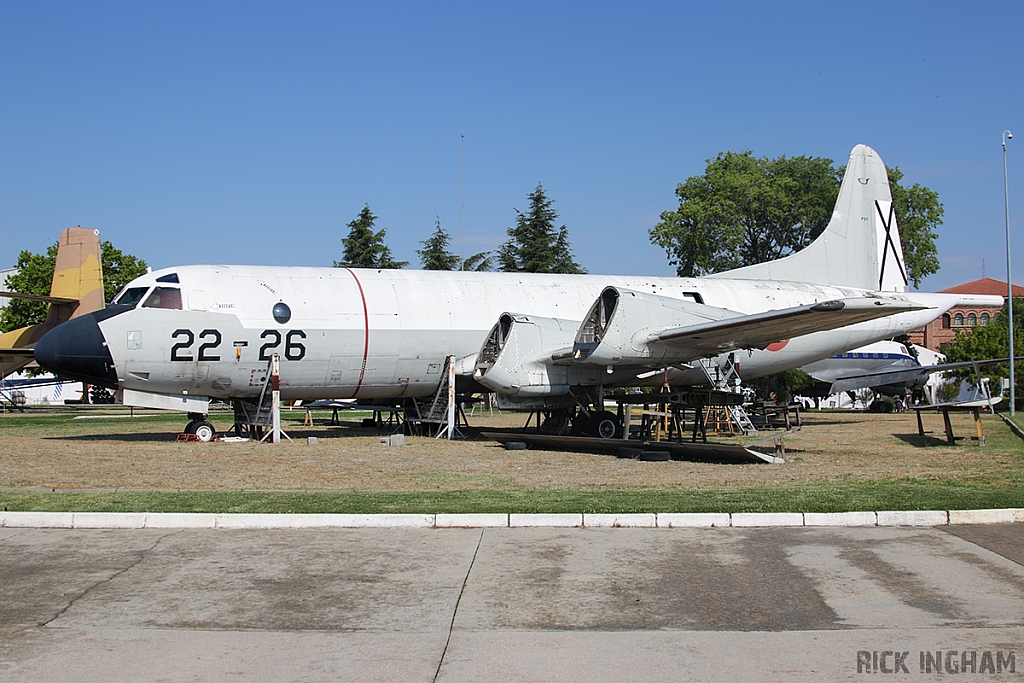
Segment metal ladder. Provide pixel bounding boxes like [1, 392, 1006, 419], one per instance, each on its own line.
[698, 356, 758, 436]
[728, 404, 758, 436]
[402, 356, 463, 438]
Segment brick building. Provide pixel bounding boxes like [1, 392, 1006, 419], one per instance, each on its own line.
[908, 278, 1023, 352]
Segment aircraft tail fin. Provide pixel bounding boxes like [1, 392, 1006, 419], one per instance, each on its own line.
[709, 144, 909, 292]
[45, 227, 105, 323]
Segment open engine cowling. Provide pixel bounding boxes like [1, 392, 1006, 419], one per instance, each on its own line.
[571, 287, 739, 366]
[473, 313, 600, 396]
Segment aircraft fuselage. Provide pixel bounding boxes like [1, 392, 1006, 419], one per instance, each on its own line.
[36, 265, 954, 403]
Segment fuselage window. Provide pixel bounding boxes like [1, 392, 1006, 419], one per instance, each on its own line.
[142, 287, 183, 310]
[114, 287, 150, 308]
[273, 302, 292, 324]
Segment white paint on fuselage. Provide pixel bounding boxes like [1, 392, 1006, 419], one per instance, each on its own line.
[101, 265, 958, 402]
[801, 340, 920, 384]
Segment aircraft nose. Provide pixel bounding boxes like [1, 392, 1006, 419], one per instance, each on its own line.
[34, 314, 119, 388]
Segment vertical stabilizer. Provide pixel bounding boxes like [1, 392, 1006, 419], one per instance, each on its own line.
[709, 145, 908, 292]
[0, 227, 104, 380]
[47, 227, 104, 322]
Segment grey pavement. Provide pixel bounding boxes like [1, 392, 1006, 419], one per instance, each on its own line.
[2, 525, 1023, 682]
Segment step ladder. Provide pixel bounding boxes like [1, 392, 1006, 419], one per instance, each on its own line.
[402, 356, 465, 439]
[698, 356, 757, 436]
[728, 404, 758, 436]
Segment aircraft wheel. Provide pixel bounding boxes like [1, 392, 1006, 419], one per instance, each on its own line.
[193, 421, 216, 442]
[539, 414, 570, 435]
[869, 399, 892, 413]
[587, 411, 621, 439]
[184, 421, 199, 434]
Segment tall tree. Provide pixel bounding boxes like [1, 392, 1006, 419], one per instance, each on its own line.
[416, 219, 461, 270]
[333, 205, 408, 269]
[415, 219, 495, 271]
[649, 152, 840, 277]
[649, 152, 942, 287]
[498, 184, 585, 274]
[1, 240, 148, 332]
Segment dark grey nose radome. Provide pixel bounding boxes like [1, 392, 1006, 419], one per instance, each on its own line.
[34, 313, 119, 388]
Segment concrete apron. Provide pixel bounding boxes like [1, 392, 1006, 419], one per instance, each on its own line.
[1, 525, 1023, 682]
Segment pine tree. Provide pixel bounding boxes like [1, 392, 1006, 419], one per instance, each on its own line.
[415, 218, 495, 271]
[416, 219, 461, 270]
[498, 184, 585, 274]
[333, 205, 408, 269]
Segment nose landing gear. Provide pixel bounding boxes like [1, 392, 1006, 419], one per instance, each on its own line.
[184, 412, 217, 442]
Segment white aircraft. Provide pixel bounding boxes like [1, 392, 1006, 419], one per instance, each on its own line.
[801, 339, 926, 395]
[34, 145, 1001, 439]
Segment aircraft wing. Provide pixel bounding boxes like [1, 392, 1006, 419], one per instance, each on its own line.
[653, 298, 926, 356]
[0, 348, 36, 362]
[0, 291, 78, 305]
[0, 348, 37, 379]
[828, 357, 1023, 394]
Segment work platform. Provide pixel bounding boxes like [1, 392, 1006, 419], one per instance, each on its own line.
[482, 431, 784, 464]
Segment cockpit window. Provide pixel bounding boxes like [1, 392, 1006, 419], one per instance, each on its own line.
[155, 273, 180, 283]
[114, 287, 149, 308]
[142, 287, 183, 310]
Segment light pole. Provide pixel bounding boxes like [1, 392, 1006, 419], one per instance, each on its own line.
[1004, 130, 1015, 415]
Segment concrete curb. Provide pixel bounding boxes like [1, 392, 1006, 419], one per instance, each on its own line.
[436, 513, 509, 528]
[876, 510, 949, 527]
[732, 512, 806, 528]
[2, 509, 1022, 529]
[657, 513, 730, 528]
[584, 513, 657, 528]
[509, 513, 584, 528]
[803, 511, 878, 527]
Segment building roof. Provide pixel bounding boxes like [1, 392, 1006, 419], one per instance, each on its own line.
[939, 277, 1024, 297]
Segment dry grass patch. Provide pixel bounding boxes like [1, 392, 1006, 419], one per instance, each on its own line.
[2, 408, 1021, 493]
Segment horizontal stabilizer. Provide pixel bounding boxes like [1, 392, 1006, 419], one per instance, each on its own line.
[0, 348, 37, 357]
[654, 297, 926, 357]
[0, 291, 78, 305]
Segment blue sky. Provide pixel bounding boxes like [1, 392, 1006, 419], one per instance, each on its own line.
[2, 1, 1022, 291]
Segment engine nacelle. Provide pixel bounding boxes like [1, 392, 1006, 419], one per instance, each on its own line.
[474, 313, 600, 396]
[572, 287, 739, 366]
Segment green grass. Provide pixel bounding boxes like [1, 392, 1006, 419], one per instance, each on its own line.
[2, 480, 1023, 515]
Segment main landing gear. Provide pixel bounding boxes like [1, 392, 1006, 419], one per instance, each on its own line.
[184, 412, 216, 442]
[536, 407, 623, 439]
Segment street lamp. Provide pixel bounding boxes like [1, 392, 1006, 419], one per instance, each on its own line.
[1004, 130, 1015, 416]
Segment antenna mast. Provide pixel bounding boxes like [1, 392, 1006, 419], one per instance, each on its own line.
[461, 132, 465, 270]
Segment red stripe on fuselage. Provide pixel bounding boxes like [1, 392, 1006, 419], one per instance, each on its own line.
[345, 269, 370, 397]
